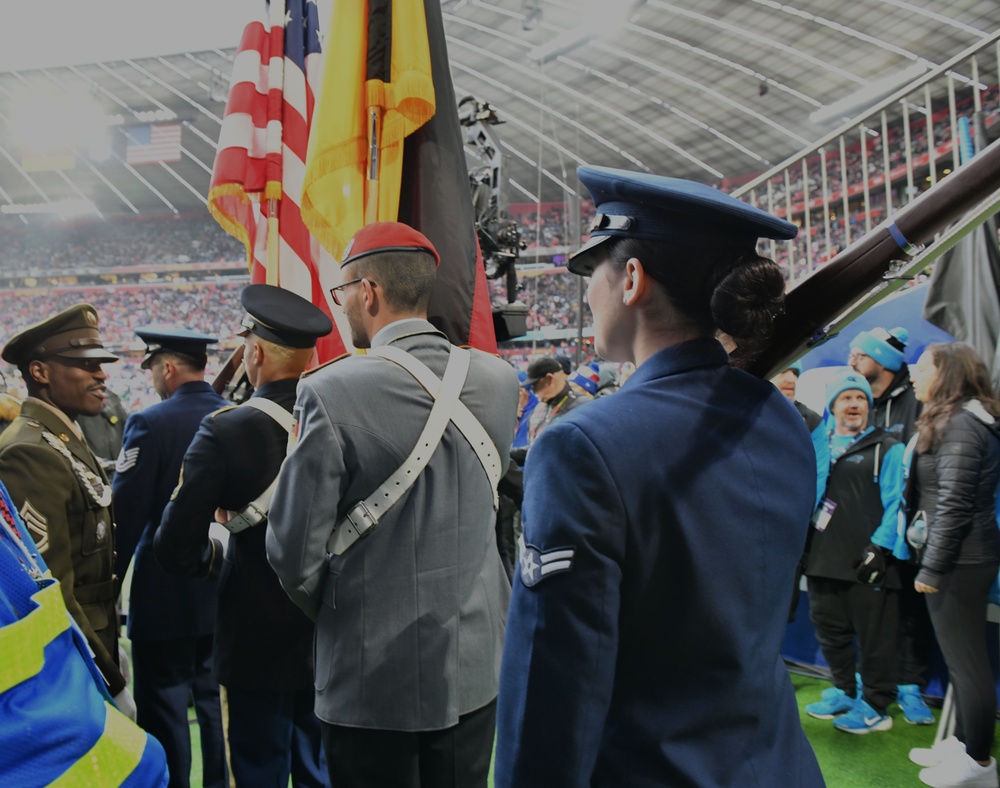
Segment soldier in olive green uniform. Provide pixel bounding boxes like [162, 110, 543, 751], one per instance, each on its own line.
[0, 303, 133, 716]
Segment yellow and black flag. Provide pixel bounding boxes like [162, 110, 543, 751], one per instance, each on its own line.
[301, 0, 497, 352]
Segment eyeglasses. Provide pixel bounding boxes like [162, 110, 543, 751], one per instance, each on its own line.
[329, 277, 375, 306]
[848, 350, 870, 363]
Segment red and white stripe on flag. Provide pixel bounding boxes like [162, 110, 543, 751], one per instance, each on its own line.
[208, 0, 345, 360]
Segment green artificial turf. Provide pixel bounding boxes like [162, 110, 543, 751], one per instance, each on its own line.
[183, 671, 997, 787]
[793, 672, 998, 788]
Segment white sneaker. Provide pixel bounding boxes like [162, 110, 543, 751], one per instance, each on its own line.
[919, 754, 998, 788]
[911, 736, 966, 767]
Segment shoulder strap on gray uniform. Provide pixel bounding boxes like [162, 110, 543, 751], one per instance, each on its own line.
[223, 397, 295, 534]
[371, 344, 503, 503]
[328, 344, 496, 556]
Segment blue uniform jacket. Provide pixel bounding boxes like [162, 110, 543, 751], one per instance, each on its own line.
[156, 378, 318, 692]
[113, 380, 226, 640]
[496, 337, 824, 788]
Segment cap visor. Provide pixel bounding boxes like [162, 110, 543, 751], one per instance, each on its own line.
[57, 347, 119, 363]
[567, 234, 615, 275]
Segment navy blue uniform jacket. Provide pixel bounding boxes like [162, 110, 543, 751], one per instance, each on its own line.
[496, 338, 824, 787]
[113, 380, 226, 640]
[155, 378, 316, 691]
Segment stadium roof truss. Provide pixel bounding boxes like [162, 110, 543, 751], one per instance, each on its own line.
[0, 0, 996, 225]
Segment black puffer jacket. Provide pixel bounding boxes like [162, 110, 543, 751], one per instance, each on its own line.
[913, 401, 1000, 587]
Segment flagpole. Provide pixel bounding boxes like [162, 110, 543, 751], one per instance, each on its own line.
[366, 107, 382, 223]
[265, 0, 286, 286]
[267, 197, 280, 285]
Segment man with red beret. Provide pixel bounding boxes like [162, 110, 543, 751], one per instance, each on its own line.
[267, 221, 519, 788]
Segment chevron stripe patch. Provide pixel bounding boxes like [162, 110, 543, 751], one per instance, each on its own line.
[115, 446, 140, 474]
[20, 500, 48, 551]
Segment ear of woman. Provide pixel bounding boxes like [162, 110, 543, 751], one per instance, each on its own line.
[622, 257, 649, 306]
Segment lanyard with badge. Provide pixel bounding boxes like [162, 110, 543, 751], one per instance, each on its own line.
[813, 427, 879, 532]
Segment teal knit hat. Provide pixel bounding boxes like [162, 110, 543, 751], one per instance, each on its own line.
[826, 370, 873, 412]
[849, 326, 909, 372]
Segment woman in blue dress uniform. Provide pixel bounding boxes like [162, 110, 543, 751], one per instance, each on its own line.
[495, 166, 825, 787]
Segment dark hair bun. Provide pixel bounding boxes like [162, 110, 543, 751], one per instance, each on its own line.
[709, 257, 786, 342]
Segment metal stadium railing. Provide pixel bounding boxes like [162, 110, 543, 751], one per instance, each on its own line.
[733, 31, 1000, 286]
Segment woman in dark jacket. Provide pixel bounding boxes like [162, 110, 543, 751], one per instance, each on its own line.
[907, 342, 1000, 788]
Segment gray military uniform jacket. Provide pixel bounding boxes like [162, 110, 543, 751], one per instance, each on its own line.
[267, 319, 519, 731]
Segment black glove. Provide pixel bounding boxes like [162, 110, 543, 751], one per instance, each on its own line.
[854, 543, 889, 585]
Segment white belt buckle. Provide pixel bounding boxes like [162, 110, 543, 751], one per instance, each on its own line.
[345, 501, 378, 541]
[225, 502, 265, 534]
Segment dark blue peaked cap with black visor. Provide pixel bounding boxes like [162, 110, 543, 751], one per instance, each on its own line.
[567, 165, 798, 276]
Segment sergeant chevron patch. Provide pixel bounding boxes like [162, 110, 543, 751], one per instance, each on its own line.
[115, 446, 140, 473]
[20, 500, 48, 551]
[518, 536, 575, 588]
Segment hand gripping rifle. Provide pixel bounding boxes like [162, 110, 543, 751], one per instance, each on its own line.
[211, 344, 252, 403]
[750, 135, 1000, 379]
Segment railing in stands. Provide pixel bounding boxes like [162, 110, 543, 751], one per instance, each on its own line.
[733, 32, 1000, 286]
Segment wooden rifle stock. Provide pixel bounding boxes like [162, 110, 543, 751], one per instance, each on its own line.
[749, 135, 1000, 379]
[212, 344, 245, 395]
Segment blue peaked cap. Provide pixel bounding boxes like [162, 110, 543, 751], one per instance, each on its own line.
[136, 325, 218, 368]
[568, 165, 798, 275]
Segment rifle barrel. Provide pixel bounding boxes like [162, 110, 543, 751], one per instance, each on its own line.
[750, 135, 1000, 378]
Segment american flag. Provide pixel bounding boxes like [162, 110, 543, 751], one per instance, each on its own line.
[125, 123, 182, 165]
[208, 0, 344, 361]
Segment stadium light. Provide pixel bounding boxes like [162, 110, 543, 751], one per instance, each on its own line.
[1, 199, 98, 218]
[529, 0, 645, 64]
[7, 91, 110, 155]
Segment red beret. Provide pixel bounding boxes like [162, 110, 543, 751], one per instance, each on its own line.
[340, 222, 440, 268]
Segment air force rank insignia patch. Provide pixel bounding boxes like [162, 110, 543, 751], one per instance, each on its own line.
[115, 446, 140, 474]
[518, 536, 575, 587]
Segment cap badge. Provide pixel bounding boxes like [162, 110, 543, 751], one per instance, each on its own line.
[85, 310, 98, 327]
[589, 213, 633, 232]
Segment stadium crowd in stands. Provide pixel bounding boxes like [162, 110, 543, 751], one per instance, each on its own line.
[1, 84, 995, 414]
[0, 215, 245, 272]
